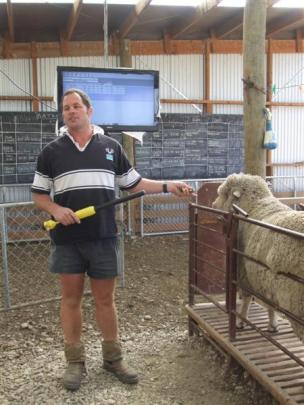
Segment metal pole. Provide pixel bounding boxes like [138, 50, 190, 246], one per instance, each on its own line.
[227, 214, 238, 341]
[104, 0, 109, 67]
[140, 195, 144, 237]
[0, 206, 11, 309]
[128, 200, 132, 235]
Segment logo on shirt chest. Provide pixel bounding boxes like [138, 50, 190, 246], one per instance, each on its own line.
[105, 148, 114, 161]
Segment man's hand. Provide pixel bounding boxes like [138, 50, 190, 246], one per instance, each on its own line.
[167, 182, 196, 197]
[52, 206, 81, 226]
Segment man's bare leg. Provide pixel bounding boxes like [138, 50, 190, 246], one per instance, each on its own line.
[60, 273, 86, 391]
[60, 273, 85, 343]
[90, 277, 138, 384]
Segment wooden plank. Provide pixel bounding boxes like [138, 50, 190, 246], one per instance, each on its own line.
[119, 0, 152, 39]
[261, 360, 304, 372]
[275, 373, 304, 383]
[268, 366, 303, 378]
[251, 349, 304, 362]
[0, 39, 303, 60]
[246, 342, 303, 357]
[204, 39, 212, 114]
[186, 304, 299, 404]
[280, 379, 304, 389]
[284, 385, 304, 395]
[288, 394, 304, 402]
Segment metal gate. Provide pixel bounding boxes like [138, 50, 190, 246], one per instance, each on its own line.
[187, 202, 304, 404]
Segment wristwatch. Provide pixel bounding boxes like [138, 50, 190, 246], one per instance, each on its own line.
[162, 183, 169, 193]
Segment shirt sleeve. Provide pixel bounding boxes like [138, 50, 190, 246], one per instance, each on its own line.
[31, 148, 53, 195]
[115, 143, 142, 190]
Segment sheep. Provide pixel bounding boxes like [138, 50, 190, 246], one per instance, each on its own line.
[212, 173, 304, 340]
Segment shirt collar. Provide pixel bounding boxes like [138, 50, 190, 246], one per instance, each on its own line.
[58, 125, 104, 152]
[58, 124, 104, 137]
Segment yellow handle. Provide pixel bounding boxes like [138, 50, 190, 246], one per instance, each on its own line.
[43, 206, 96, 231]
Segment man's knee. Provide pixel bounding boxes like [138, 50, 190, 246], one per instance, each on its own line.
[94, 294, 115, 309]
[61, 295, 83, 310]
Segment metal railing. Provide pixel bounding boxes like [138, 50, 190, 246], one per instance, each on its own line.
[188, 202, 304, 368]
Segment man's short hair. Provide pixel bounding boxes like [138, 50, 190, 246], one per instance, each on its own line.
[62, 88, 92, 110]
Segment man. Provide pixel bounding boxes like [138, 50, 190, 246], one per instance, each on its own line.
[31, 88, 193, 391]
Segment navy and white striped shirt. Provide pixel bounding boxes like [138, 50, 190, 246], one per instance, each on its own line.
[31, 126, 141, 244]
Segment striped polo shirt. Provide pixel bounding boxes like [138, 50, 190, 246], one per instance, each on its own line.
[31, 125, 141, 244]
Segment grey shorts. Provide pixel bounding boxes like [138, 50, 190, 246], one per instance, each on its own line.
[49, 238, 118, 279]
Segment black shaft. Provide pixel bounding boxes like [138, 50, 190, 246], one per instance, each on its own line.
[95, 190, 145, 211]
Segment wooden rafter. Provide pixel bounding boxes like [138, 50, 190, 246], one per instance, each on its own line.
[167, 0, 222, 39]
[216, 11, 243, 39]
[296, 28, 303, 52]
[6, 0, 14, 42]
[118, 0, 152, 39]
[215, 0, 281, 39]
[267, 0, 281, 5]
[267, 10, 304, 37]
[64, 0, 83, 41]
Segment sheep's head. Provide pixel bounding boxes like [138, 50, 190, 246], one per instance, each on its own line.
[212, 173, 272, 213]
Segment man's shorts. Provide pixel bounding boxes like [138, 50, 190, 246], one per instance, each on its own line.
[49, 238, 118, 279]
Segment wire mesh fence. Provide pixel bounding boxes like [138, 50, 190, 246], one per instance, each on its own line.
[0, 203, 55, 309]
[0, 202, 125, 310]
[1, 175, 304, 310]
[138, 179, 220, 236]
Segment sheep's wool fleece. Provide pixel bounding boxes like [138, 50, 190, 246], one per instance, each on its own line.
[213, 173, 304, 341]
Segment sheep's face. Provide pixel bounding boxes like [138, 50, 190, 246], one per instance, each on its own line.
[212, 173, 272, 213]
[212, 183, 241, 212]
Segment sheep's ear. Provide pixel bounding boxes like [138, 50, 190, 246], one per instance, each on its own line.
[233, 190, 241, 198]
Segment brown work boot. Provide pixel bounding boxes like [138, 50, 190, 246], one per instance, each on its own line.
[102, 340, 138, 384]
[63, 342, 86, 391]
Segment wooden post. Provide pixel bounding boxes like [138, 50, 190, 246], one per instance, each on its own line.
[243, 0, 267, 177]
[119, 38, 137, 233]
[204, 40, 212, 114]
[266, 39, 273, 177]
[119, 39, 134, 165]
[31, 42, 40, 112]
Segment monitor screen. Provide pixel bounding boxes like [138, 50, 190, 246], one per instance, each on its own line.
[57, 66, 160, 132]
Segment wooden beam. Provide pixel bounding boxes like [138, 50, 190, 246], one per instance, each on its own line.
[119, 0, 152, 39]
[243, 0, 267, 177]
[1, 33, 11, 58]
[31, 42, 39, 112]
[267, 10, 304, 37]
[204, 40, 212, 113]
[64, 0, 83, 41]
[215, 11, 243, 39]
[59, 31, 69, 56]
[296, 29, 303, 53]
[0, 96, 53, 101]
[167, 0, 221, 39]
[0, 39, 304, 59]
[160, 99, 304, 107]
[266, 38, 273, 177]
[215, 1, 276, 40]
[1, 94, 304, 108]
[6, 0, 14, 42]
[163, 32, 172, 54]
[267, 0, 281, 5]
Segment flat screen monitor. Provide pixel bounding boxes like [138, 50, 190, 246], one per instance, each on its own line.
[57, 66, 160, 132]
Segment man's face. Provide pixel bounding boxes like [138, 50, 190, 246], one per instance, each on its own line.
[62, 92, 93, 131]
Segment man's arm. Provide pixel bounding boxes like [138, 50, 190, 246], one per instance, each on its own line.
[129, 178, 194, 197]
[32, 193, 80, 226]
